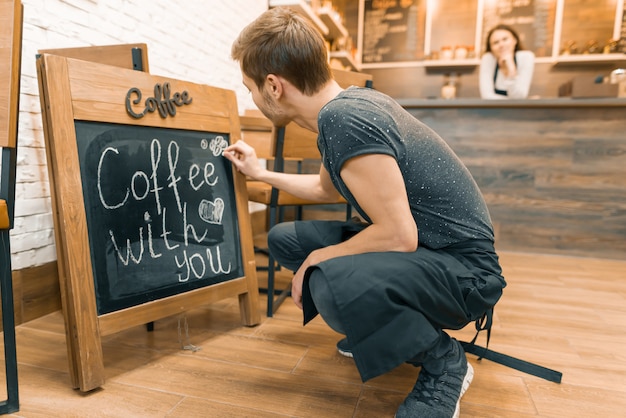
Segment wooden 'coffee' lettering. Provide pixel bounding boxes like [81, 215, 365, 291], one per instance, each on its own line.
[126, 82, 192, 119]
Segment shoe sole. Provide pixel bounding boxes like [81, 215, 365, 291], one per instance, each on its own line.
[337, 347, 353, 358]
[453, 362, 474, 418]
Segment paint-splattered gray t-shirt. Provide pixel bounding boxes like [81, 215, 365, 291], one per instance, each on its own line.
[318, 86, 494, 249]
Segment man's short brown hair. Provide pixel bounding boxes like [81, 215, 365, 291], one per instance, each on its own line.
[231, 7, 332, 95]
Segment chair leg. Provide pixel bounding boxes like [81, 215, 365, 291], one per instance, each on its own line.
[266, 251, 275, 317]
[0, 230, 19, 413]
[265, 251, 292, 317]
[263, 204, 296, 317]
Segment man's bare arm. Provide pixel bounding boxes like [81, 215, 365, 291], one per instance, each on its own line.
[223, 139, 341, 202]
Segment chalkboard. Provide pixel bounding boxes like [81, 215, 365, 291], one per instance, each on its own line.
[361, 0, 424, 64]
[75, 122, 244, 314]
[36, 53, 260, 392]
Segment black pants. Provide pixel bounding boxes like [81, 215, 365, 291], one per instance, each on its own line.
[268, 219, 506, 381]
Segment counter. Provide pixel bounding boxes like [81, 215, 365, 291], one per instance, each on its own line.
[401, 98, 626, 260]
[397, 97, 626, 108]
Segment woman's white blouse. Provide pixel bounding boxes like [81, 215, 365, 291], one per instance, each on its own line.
[479, 50, 535, 99]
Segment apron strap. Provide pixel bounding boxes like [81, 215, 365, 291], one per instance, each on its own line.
[460, 308, 563, 383]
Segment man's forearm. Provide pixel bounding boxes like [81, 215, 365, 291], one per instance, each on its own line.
[255, 171, 339, 202]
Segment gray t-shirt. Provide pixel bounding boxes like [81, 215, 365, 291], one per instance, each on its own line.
[318, 87, 494, 249]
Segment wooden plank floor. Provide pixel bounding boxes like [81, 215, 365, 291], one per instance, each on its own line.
[1, 250, 625, 417]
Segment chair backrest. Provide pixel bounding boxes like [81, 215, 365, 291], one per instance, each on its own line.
[240, 109, 275, 160]
[332, 68, 374, 89]
[280, 122, 320, 161]
[1, 0, 23, 230]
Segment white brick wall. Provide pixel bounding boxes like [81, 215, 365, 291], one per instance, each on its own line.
[9, 0, 267, 270]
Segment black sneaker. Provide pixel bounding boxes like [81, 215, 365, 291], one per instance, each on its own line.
[336, 337, 353, 358]
[395, 339, 473, 418]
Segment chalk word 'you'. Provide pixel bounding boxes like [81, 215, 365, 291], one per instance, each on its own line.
[126, 82, 192, 119]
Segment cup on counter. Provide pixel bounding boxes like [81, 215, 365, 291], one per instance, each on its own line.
[441, 73, 458, 99]
[610, 68, 625, 84]
[441, 83, 456, 99]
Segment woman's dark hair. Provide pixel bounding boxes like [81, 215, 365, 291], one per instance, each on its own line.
[485, 24, 524, 53]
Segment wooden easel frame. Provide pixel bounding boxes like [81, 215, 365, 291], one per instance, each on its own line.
[38, 43, 150, 73]
[0, 0, 23, 413]
[36, 54, 260, 392]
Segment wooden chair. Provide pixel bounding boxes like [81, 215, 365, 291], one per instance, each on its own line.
[239, 109, 275, 162]
[0, 0, 22, 412]
[246, 69, 373, 317]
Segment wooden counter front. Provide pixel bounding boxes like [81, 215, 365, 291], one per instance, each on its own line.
[400, 98, 626, 260]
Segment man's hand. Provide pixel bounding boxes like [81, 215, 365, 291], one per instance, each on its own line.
[223, 140, 264, 179]
[291, 249, 324, 310]
[291, 266, 305, 309]
[498, 53, 517, 77]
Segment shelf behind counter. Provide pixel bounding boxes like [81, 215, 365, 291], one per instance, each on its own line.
[400, 97, 626, 260]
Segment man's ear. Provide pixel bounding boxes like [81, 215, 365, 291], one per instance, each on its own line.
[265, 74, 283, 99]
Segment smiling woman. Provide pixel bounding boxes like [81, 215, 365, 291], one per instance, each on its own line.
[479, 24, 535, 99]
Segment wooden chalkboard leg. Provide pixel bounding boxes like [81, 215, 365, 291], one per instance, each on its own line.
[39, 54, 106, 392]
[36, 55, 81, 390]
[238, 260, 262, 326]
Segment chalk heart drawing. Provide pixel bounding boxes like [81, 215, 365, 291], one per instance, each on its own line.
[209, 136, 228, 157]
[199, 198, 225, 225]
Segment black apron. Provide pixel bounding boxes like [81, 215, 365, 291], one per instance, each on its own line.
[298, 220, 506, 381]
[493, 54, 518, 96]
